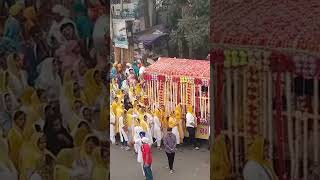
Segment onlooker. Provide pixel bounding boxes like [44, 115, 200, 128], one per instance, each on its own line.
[141, 137, 153, 180]
[186, 105, 199, 150]
[163, 127, 177, 173]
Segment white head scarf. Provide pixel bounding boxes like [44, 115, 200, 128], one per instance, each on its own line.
[35, 58, 62, 100]
[36, 58, 60, 85]
[52, 4, 70, 18]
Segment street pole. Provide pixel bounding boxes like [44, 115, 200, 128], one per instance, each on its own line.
[120, 0, 124, 64]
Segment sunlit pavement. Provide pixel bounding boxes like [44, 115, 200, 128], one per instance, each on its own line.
[110, 143, 210, 180]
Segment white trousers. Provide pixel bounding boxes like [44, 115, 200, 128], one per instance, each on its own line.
[153, 128, 162, 147]
[110, 124, 115, 144]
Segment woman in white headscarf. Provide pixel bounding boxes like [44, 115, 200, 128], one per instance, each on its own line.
[47, 4, 79, 48]
[35, 57, 62, 101]
[6, 53, 29, 98]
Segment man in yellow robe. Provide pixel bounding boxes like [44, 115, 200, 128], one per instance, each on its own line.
[175, 104, 184, 143]
[159, 105, 167, 136]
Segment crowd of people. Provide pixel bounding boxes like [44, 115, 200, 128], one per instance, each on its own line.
[0, 0, 109, 179]
[110, 60, 201, 179]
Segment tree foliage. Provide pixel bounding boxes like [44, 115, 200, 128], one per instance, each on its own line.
[158, 0, 210, 58]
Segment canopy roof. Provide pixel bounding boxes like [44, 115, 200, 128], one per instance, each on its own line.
[211, 0, 320, 55]
[136, 33, 168, 47]
[134, 25, 169, 47]
[145, 57, 210, 79]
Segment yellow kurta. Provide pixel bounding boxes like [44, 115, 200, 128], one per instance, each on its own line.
[7, 126, 24, 170]
[54, 148, 75, 180]
[126, 113, 133, 128]
[63, 81, 88, 107]
[140, 119, 149, 132]
[72, 121, 91, 147]
[136, 83, 142, 96]
[19, 133, 55, 180]
[92, 148, 108, 180]
[160, 109, 167, 129]
[168, 117, 178, 129]
[247, 136, 278, 180]
[175, 104, 184, 142]
[55, 134, 99, 180]
[83, 69, 103, 106]
[211, 135, 231, 180]
[115, 106, 124, 133]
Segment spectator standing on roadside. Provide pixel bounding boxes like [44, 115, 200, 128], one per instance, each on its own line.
[186, 105, 199, 150]
[163, 128, 177, 174]
[141, 137, 153, 180]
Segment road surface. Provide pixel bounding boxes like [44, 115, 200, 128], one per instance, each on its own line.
[110, 144, 210, 180]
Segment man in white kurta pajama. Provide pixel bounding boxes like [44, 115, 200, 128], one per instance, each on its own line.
[119, 115, 130, 150]
[110, 111, 116, 144]
[134, 131, 146, 177]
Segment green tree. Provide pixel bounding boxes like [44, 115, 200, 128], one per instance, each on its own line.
[159, 0, 210, 59]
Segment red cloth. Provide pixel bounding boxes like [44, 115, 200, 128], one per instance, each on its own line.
[142, 144, 153, 165]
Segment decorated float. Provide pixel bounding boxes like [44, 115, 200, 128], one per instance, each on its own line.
[211, 0, 320, 180]
[144, 57, 210, 139]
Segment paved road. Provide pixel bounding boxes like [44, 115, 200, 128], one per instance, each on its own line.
[110, 144, 210, 180]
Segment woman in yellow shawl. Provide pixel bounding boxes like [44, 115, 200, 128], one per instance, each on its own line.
[116, 89, 124, 102]
[136, 83, 143, 96]
[21, 89, 47, 139]
[71, 120, 92, 147]
[6, 53, 29, 98]
[54, 148, 75, 180]
[211, 134, 232, 180]
[19, 132, 56, 180]
[111, 78, 119, 96]
[243, 136, 278, 180]
[54, 127, 94, 180]
[83, 69, 104, 107]
[7, 110, 27, 170]
[168, 111, 180, 145]
[29, 88, 47, 118]
[69, 134, 100, 179]
[92, 146, 109, 180]
[67, 99, 84, 132]
[63, 81, 87, 105]
[175, 104, 184, 143]
[19, 87, 35, 106]
[0, 128, 18, 179]
[61, 80, 87, 126]
[128, 86, 136, 103]
[159, 105, 167, 135]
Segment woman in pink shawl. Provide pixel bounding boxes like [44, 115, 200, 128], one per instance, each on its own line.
[55, 22, 83, 74]
[128, 68, 137, 87]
